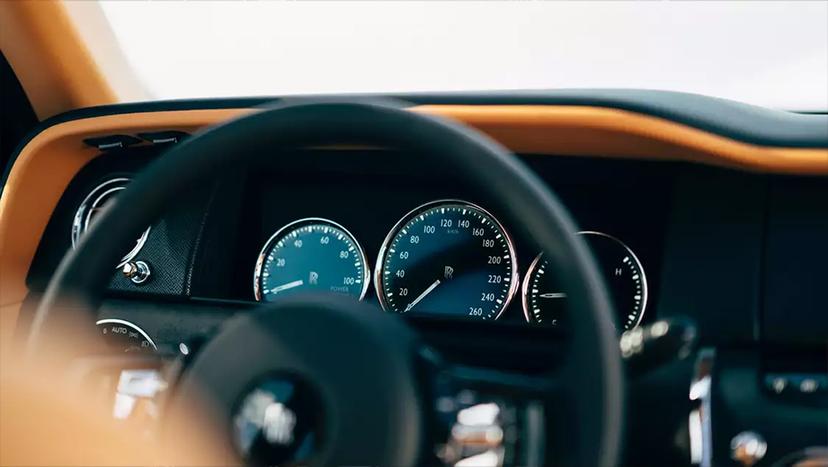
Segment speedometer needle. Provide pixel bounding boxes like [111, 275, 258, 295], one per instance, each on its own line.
[404, 279, 441, 312]
[539, 292, 567, 299]
[269, 279, 304, 294]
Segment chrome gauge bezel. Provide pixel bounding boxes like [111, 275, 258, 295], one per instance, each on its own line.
[72, 178, 151, 268]
[374, 199, 520, 320]
[522, 230, 648, 329]
[521, 252, 548, 325]
[253, 217, 372, 302]
[95, 318, 158, 352]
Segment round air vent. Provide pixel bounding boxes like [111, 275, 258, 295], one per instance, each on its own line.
[71, 177, 151, 268]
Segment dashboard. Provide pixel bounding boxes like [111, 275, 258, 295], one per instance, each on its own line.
[3, 93, 828, 466]
[26, 147, 673, 347]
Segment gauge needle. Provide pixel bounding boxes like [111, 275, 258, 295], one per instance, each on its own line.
[269, 279, 304, 294]
[539, 292, 567, 299]
[405, 279, 441, 312]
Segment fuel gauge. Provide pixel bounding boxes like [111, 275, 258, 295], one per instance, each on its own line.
[522, 231, 647, 331]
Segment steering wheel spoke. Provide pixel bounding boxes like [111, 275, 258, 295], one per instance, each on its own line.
[63, 352, 178, 422]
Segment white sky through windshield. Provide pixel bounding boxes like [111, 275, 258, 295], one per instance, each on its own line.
[93, 1, 828, 111]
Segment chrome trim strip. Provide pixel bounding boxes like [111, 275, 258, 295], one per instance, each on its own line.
[689, 347, 716, 467]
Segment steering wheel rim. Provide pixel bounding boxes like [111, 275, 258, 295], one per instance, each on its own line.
[28, 99, 623, 466]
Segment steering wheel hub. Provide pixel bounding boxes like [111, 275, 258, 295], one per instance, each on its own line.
[168, 294, 424, 466]
[233, 374, 322, 465]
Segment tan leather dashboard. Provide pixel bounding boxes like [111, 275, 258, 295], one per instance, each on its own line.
[1, 104, 827, 346]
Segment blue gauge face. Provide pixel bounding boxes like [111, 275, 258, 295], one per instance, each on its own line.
[522, 232, 648, 331]
[376, 201, 518, 321]
[254, 219, 369, 302]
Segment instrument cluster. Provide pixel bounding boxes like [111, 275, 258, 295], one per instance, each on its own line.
[62, 152, 668, 335]
[251, 198, 649, 331]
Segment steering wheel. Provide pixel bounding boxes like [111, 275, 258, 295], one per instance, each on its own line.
[27, 100, 623, 467]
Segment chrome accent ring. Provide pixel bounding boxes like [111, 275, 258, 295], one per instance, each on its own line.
[95, 318, 159, 351]
[521, 252, 546, 324]
[72, 178, 151, 268]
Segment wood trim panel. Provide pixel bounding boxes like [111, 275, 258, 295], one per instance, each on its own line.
[1, 104, 826, 346]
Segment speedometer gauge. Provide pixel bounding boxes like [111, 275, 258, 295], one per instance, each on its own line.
[254, 218, 370, 302]
[522, 231, 647, 331]
[376, 200, 518, 320]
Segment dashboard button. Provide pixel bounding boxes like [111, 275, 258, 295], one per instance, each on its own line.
[765, 373, 827, 397]
[766, 375, 788, 394]
[82, 134, 142, 150]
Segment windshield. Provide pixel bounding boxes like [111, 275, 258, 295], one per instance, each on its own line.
[85, 1, 828, 111]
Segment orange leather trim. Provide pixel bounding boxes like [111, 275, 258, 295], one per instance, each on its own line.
[416, 105, 828, 175]
[1, 104, 826, 348]
[0, 109, 251, 350]
[0, 1, 124, 119]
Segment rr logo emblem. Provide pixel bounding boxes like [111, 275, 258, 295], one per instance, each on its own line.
[263, 403, 297, 445]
